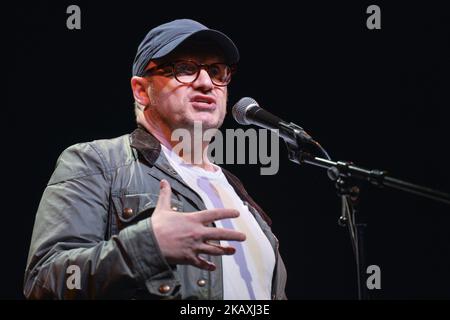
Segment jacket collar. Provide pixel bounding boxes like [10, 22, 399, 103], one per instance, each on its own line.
[129, 125, 161, 166]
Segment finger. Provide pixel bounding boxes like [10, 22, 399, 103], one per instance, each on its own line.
[192, 255, 216, 271]
[155, 179, 172, 211]
[205, 241, 236, 255]
[204, 228, 246, 242]
[192, 208, 240, 224]
[197, 243, 236, 256]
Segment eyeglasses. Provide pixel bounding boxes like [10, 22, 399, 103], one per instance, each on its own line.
[143, 60, 236, 87]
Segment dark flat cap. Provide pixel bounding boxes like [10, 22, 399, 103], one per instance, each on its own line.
[132, 19, 240, 77]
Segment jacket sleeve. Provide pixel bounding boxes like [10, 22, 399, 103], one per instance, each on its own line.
[23, 142, 176, 299]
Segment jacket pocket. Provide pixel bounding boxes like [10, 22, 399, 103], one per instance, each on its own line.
[112, 192, 183, 229]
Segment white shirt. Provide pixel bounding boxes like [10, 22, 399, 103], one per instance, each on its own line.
[161, 145, 275, 299]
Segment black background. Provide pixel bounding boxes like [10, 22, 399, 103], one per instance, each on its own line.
[4, 0, 450, 299]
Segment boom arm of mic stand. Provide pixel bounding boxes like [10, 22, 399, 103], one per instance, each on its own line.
[284, 139, 450, 205]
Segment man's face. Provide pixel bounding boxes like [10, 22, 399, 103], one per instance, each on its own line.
[143, 47, 229, 134]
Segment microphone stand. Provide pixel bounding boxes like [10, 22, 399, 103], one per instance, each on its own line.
[282, 125, 450, 300]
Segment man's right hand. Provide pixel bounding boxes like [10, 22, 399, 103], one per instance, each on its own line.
[151, 179, 246, 271]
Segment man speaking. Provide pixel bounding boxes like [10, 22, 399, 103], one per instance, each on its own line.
[24, 19, 287, 300]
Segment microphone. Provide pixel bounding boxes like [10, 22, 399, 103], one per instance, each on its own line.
[232, 97, 316, 148]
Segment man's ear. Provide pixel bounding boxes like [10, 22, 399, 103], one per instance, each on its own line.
[131, 76, 150, 107]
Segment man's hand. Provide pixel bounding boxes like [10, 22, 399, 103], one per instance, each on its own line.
[151, 179, 246, 271]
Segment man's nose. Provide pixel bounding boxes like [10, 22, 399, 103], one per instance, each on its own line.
[192, 69, 214, 91]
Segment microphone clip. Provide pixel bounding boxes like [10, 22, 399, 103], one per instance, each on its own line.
[280, 122, 318, 164]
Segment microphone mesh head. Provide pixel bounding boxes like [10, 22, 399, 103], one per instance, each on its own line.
[232, 97, 259, 125]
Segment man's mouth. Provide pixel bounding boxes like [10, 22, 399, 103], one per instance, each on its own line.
[190, 95, 217, 110]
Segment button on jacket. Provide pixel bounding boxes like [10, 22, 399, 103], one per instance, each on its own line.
[24, 127, 287, 299]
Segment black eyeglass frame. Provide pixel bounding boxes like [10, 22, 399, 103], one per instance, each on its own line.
[143, 59, 237, 87]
